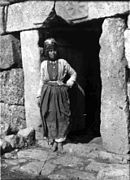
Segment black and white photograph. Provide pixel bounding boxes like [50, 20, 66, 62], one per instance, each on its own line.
[0, 0, 130, 179]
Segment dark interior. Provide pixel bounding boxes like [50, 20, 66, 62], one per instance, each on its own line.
[39, 19, 103, 143]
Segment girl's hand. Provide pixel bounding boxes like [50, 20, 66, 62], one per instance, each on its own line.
[66, 80, 73, 88]
[57, 81, 64, 86]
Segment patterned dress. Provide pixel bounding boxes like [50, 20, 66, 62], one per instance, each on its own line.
[37, 59, 77, 141]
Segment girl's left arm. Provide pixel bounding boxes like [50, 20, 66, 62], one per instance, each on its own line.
[65, 61, 77, 87]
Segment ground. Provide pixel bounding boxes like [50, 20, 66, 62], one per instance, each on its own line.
[1, 136, 130, 180]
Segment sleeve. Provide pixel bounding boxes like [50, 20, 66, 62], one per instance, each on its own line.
[37, 62, 45, 97]
[65, 61, 77, 87]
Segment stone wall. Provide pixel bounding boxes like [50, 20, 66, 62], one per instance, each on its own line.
[0, 34, 26, 133]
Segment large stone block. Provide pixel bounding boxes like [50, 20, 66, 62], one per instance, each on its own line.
[6, 1, 54, 32]
[18, 127, 35, 146]
[99, 18, 129, 154]
[0, 7, 5, 34]
[0, 103, 26, 132]
[20, 30, 41, 129]
[124, 29, 130, 68]
[0, 68, 24, 105]
[56, 1, 129, 23]
[0, 139, 12, 155]
[127, 83, 130, 108]
[88, 2, 129, 20]
[0, 35, 14, 69]
[127, 15, 130, 28]
[97, 166, 129, 180]
[0, 34, 22, 70]
[55, 1, 88, 23]
[0, 121, 10, 138]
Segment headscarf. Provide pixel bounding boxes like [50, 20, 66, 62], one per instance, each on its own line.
[41, 38, 58, 61]
[44, 38, 57, 51]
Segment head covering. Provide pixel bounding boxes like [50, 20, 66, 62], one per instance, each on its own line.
[43, 38, 58, 60]
[44, 38, 57, 51]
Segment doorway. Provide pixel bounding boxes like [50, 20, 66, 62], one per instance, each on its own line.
[39, 19, 103, 142]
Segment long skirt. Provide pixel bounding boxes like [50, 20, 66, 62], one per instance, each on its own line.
[40, 83, 71, 141]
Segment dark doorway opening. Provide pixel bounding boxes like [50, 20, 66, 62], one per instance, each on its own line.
[39, 19, 102, 143]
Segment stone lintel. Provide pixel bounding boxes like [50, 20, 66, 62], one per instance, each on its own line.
[0, 1, 129, 34]
[56, 1, 129, 23]
[6, 1, 54, 33]
[20, 30, 41, 129]
[87, 1, 129, 21]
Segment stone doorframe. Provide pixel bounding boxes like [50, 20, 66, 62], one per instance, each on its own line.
[100, 17, 129, 155]
[20, 14, 130, 155]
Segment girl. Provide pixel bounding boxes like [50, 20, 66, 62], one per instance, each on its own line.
[37, 38, 77, 152]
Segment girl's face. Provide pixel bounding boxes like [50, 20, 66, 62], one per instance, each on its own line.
[48, 49, 57, 60]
